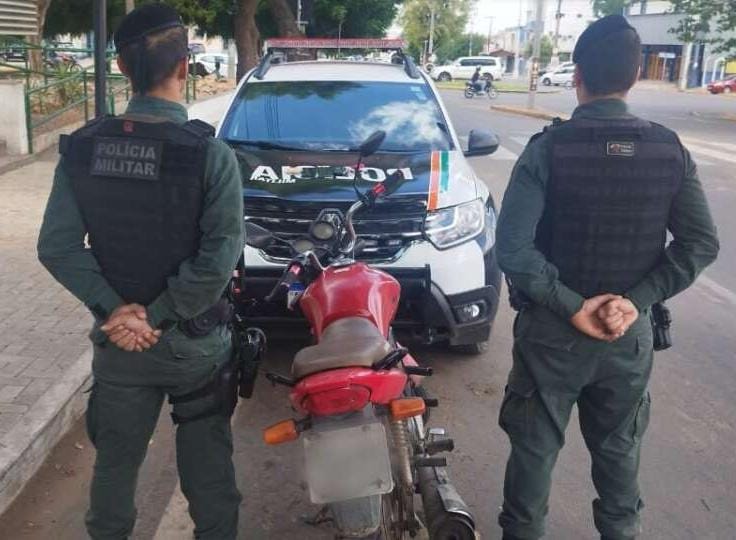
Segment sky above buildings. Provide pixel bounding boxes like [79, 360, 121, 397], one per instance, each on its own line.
[470, 0, 596, 33]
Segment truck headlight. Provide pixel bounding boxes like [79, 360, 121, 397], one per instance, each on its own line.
[424, 199, 486, 249]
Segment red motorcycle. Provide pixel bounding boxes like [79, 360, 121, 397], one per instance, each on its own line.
[242, 131, 476, 539]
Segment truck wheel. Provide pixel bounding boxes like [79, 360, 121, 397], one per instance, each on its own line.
[437, 72, 451, 82]
[450, 341, 488, 355]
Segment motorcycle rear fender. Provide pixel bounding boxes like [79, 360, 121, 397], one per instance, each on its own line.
[290, 367, 407, 414]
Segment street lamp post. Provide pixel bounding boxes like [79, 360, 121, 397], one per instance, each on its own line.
[93, 0, 107, 118]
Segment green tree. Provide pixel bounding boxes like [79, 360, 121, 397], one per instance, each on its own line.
[433, 32, 484, 63]
[669, 0, 735, 59]
[525, 34, 553, 66]
[401, 0, 473, 62]
[590, 0, 629, 17]
[311, 0, 402, 38]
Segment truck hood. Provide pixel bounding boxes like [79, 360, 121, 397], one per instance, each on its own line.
[230, 146, 479, 211]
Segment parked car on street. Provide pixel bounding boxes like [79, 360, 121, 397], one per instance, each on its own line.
[430, 56, 504, 82]
[541, 64, 575, 88]
[707, 75, 736, 94]
[217, 53, 503, 354]
[193, 53, 229, 76]
[539, 61, 574, 77]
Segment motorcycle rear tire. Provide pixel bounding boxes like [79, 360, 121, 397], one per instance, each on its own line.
[374, 491, 406, 539]
[488, 88, 499, 99]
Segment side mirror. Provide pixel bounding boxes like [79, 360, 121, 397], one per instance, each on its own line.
[464, 129, 500, 157]
[245, 221, 274, 249]
[358, 130, 386, 158]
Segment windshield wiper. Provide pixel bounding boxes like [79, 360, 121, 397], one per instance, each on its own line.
[225, 139, 309, 152]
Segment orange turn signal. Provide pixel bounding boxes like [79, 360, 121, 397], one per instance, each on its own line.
[263, 419, 299, 445]
[389, 397, 426, 420]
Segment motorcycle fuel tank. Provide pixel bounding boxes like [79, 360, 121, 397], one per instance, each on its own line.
[299, 263, 400, 339]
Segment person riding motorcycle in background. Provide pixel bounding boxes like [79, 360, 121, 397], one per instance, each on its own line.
[471, 66, 483, 92]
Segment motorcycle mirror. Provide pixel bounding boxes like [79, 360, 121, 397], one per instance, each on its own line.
[245, 221, 274, 249]
[358, 130, 386, 158]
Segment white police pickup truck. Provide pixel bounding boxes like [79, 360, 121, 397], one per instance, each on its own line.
[217, 45, 502, 354]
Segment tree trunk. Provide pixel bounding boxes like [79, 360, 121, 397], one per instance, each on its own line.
[234, 0, 260, 81]
[269, 0, 302, 37]
[30, 0, 53, 72]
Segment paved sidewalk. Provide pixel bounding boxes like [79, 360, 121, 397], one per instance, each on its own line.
[0, 92, 234, 515]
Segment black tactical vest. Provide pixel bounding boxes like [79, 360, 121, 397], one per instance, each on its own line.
[535, 116, 685, 298]
[60, 115, 214, 305]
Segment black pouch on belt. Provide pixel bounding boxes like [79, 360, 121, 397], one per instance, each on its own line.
[179, 299, 234, 338]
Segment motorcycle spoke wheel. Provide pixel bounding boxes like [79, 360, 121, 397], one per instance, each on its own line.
[376, 491, 406, 540]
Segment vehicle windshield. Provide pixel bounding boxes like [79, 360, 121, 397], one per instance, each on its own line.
[219, 80, 453, 153]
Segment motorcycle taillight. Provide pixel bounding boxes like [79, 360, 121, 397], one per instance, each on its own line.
[302, 386, 371, 416]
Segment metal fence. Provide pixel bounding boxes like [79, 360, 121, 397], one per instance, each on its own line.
[2, 42, 200, 153]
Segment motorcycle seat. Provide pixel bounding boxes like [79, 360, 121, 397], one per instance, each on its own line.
[292, 317, 392, 380]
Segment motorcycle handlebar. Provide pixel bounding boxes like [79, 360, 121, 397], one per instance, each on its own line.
[264, 264, 301, 303]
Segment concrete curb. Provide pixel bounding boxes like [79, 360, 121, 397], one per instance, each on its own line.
[0, 348, 92, 515]
[491, 104, 570, 121]
[0, 154, 42, 177]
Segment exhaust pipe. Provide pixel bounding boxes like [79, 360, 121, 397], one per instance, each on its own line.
[417, 465, 476, 540]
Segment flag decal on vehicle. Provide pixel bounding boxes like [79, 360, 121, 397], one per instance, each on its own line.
[428, 151, 450, 210]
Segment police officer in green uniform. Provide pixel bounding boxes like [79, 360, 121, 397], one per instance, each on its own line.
[495, 15, 719, 540]
[37, 4, 244, 539]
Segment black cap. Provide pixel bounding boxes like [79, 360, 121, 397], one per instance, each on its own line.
[573, 15, 636, 63]
[113, 3, 185, 51]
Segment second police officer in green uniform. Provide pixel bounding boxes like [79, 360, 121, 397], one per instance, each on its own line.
[496, 15, 719, 540]
[37, 5, 244, 539]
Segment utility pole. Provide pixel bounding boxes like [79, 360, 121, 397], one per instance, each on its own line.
[93, 0, 107, 117]
[468, 5, 475, 56]
[513, 0, 523, 79]
[527, 0, 545, 109]
[125, 0, 134, 13]
[428, 3, 436, 61]
[551, 0, 562, 67]
[486, 16, 495, 53]
[678, 41, 693, 91]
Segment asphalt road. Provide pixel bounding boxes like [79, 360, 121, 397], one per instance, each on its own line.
[1, 87, 734, 540]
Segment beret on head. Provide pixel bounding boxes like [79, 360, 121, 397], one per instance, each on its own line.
[573, 14, 636, 63]
[113, 3, 185, 51]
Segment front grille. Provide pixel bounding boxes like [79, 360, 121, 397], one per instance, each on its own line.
[245, 198, 426, 263]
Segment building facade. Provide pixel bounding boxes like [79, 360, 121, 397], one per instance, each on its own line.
[626, 0, 735, 86]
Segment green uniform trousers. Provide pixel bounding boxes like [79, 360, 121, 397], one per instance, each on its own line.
[84, 324, 242, 540]
[498, 305, 653, 540]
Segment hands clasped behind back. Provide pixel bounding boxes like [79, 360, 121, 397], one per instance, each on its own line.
[100, 303, 162, 352]
[570, 295, 640, 342]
